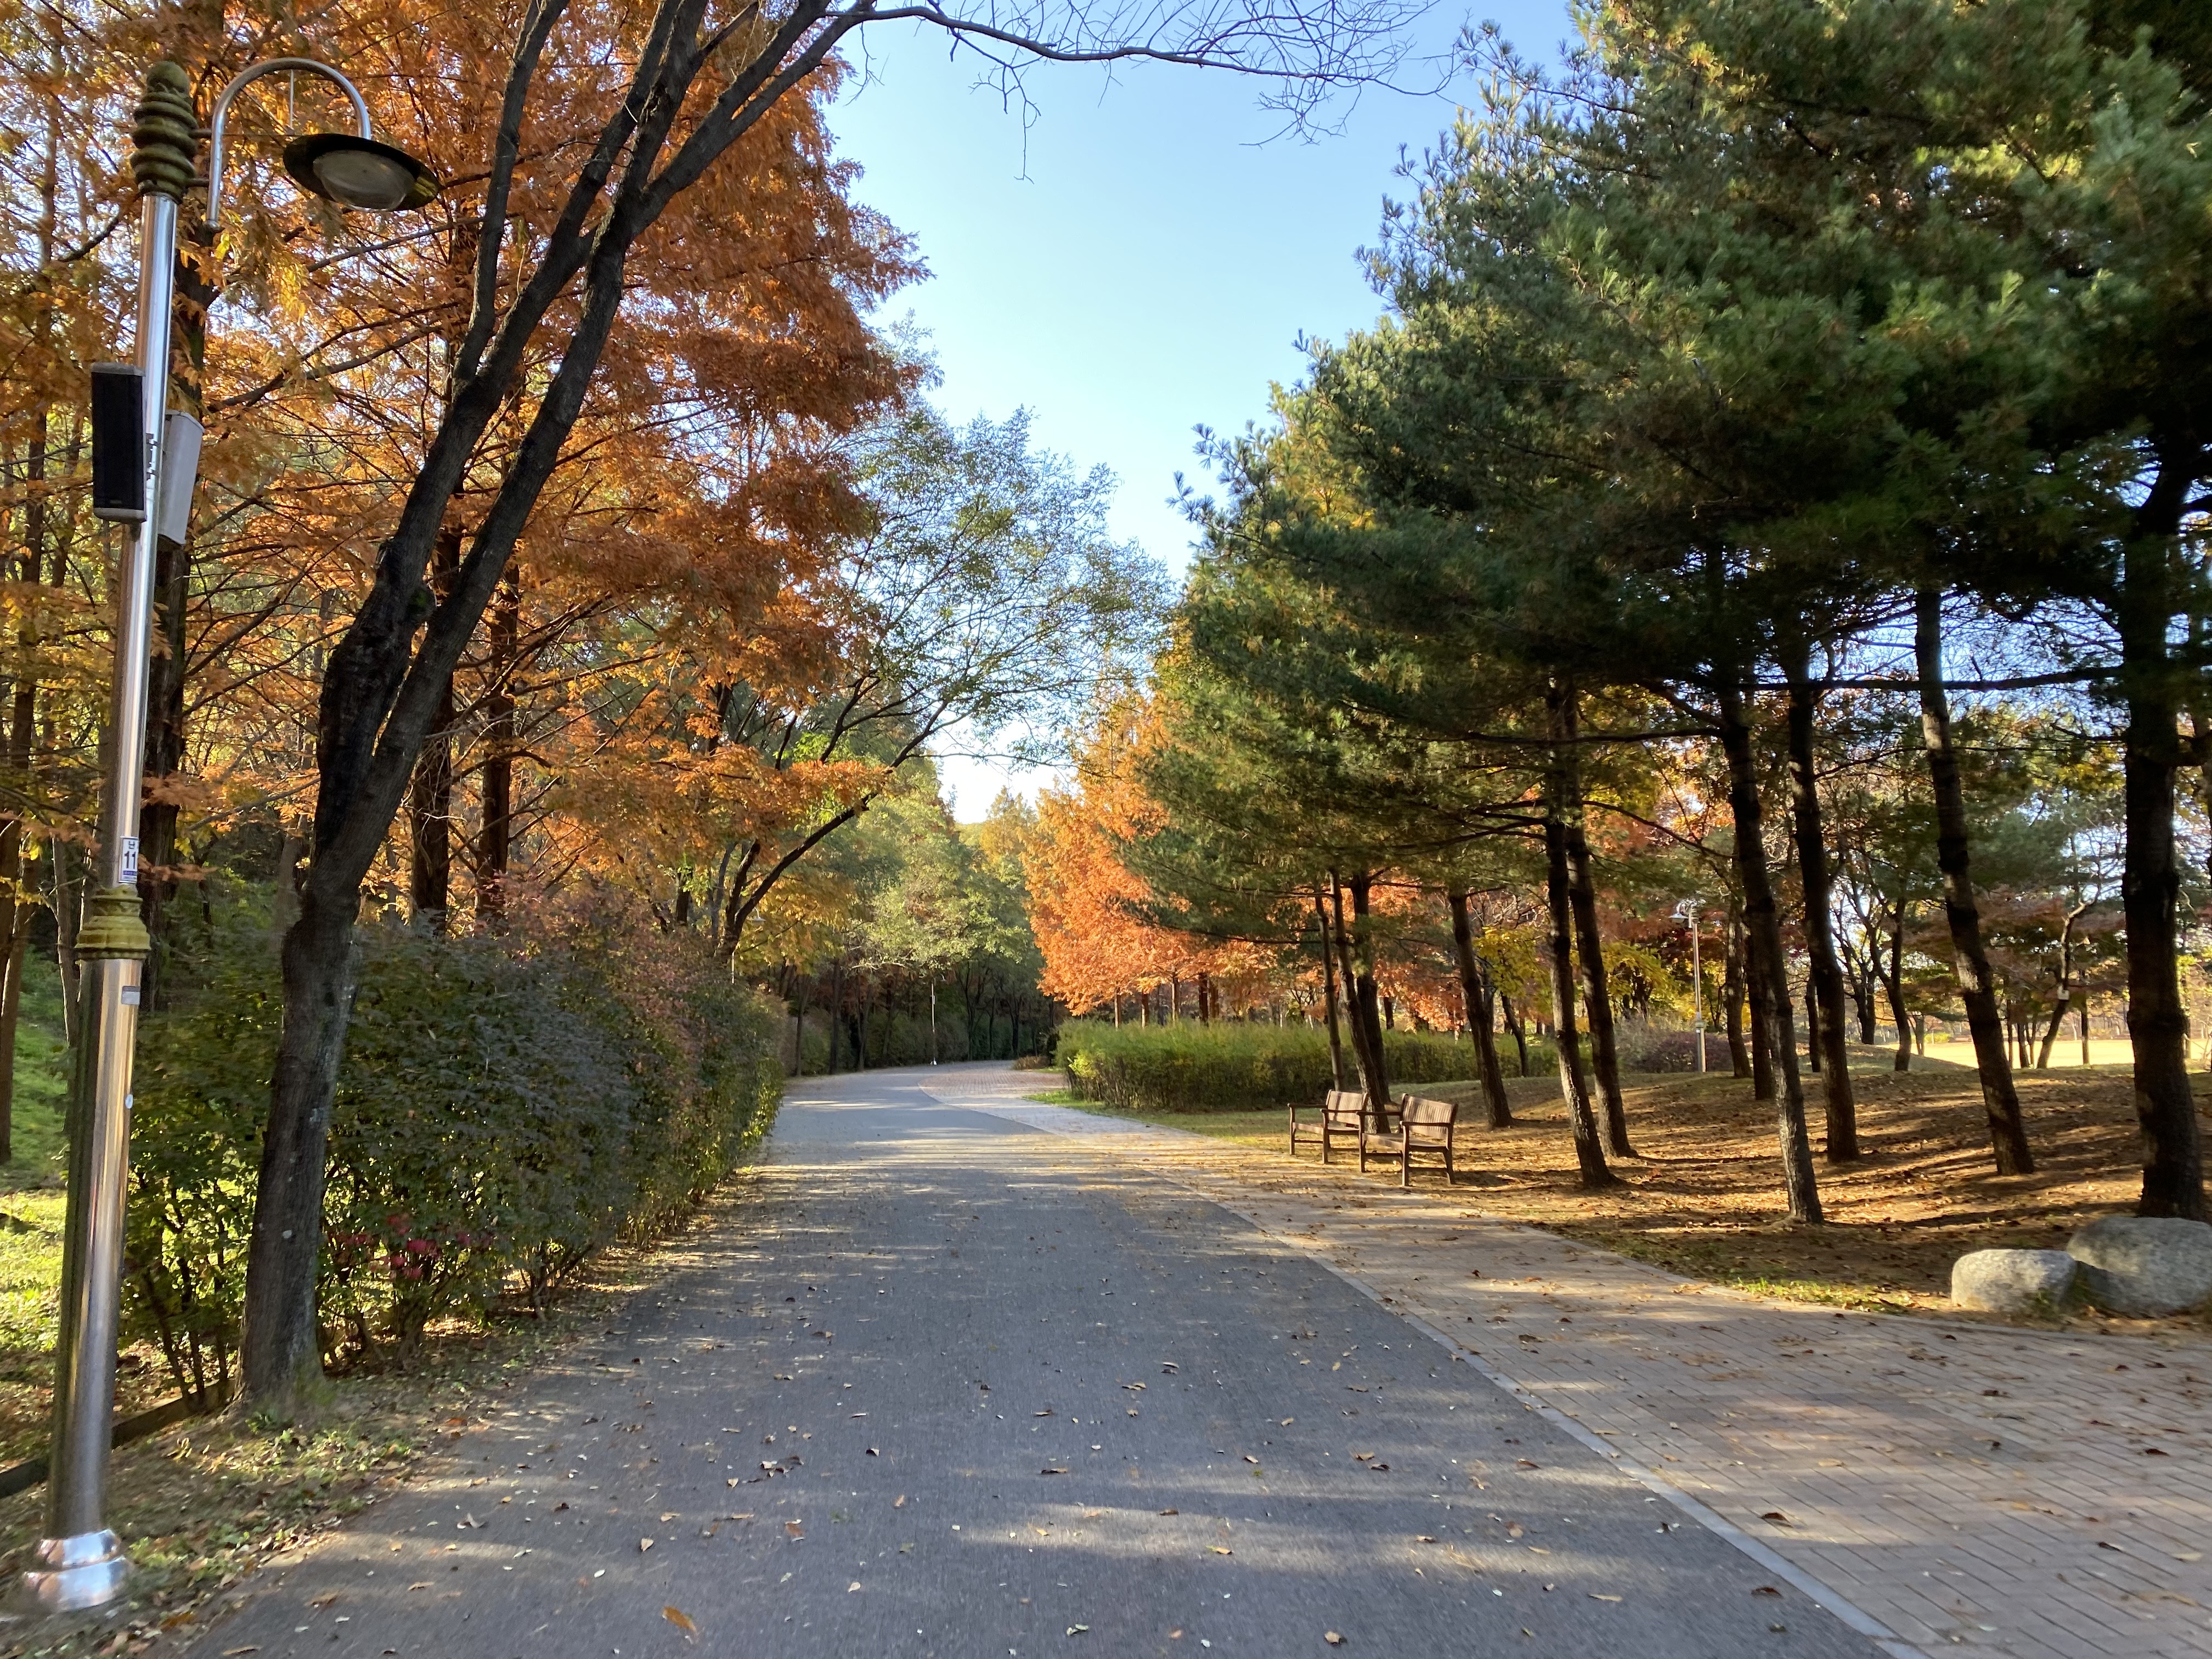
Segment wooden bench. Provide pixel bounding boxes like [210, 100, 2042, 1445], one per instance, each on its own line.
[1363, 1093, 1460, 1186]
[1289, 1088, 1367, 1164]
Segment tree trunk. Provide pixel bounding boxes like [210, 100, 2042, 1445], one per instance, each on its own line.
[139, 207, 215, 1012]
[1716, 678, 1824, 1224]
[828, 958, 844, 1071]
[1782, 650, 1858, 1164]
[1543, 773, 1615, 1189]
[1334, 874, 1391, 1122]
[2122, 686, 2202, 1214]
[1553, 684, 1631, 1155]
[1722, 890, 1752, 1081]
[1448, 889, 1511, 1127]
[1314, 888, 1348, 1091]
[475, 568, 520, 924]
[1916, 587, 2035, 1175]
[406, 681, 456, 927]
[240, 881, 360, 1411]
[1498, 990, 1530, 1075]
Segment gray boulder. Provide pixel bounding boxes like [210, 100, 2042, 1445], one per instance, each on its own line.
[1950, 1248, 2079, 1317]
[2066, 1216, 2212, 1317]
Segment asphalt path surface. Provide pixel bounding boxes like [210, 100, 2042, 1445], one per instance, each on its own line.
[187, 1066, 1888, 1658]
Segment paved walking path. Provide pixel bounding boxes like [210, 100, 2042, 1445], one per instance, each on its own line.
[929, 1066, 2212, 1659]
[178, 1066, 1895, 1659]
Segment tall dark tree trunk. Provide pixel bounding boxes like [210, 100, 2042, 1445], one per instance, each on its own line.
[1448, 889, 1511, 1127]
[1716, 678, 1823, 1224]
[1338, 873, 1391, 1122]
[1543, 771, 1615, 1189]
[241, 881, 360, 1407]
[1915, 588, 2034, 1176]
[1313, 889, 1348, 1091]
[139, 208, 215, 1011]
[2122, 685, 2202, 1213]
[476, 569, 520, 924]
[828, 958, 844, 1071]
[1884, 886, 1912, 1072]
[1553, 684, 1631, 1155]
[1722, 890, 1752, 1082]
[1783, 652, 1858, 1157]
[2112, 454, 2204, 1217]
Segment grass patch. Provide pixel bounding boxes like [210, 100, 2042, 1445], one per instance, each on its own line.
[4, 956, 70, 1192]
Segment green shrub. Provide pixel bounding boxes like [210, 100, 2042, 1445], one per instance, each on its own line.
[1056, 1019, 1510, 1112]
[125, 887, 781, 1401]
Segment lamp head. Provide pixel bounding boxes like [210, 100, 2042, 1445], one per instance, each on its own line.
[282, 132, 438, 211]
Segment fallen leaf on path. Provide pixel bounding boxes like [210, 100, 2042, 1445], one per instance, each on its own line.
[1159, 1508, 1178, 1516]
[1042, 1466, 1069, 1475]
[640, 1538, 655, 1551]
[786, 1521, 804, 1537]
[1036, 1409, 1055, 1417]
[308, 1592, 340, 1608]
[1160, 1363, 1177, 1374]
[1210, 1546, 1233, 1556]
[663, 1605, 697, 1637]
[1589, 1594, 1622, 1603]
[847, 1581, 861, 1593]
[407, 1583, 431, 1592]
[660, 1511, 678, 1521]
[895, 1495, 907, 1508]
[1752, 1587, 1781, 1597]
[222, 1648, 259, 1655]
[1515, 1460, 1538, 1469]
[1279, 1418, 1294, 1426]
[1415, 1536, 1436, 1544]
[1325, 1634, 1345, 1647]
[1759, 1513, 1790, 1526]
[1122, 1383, 1146, 1392]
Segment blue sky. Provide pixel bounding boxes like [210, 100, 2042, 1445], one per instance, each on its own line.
[825, 0, 1570, 816]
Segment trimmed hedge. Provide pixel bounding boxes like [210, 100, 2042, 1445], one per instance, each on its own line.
[123, 888, 781, 1402]
[1056, 1019, 1516, 1113]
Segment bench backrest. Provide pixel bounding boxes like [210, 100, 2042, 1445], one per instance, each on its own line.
[1398, 1094, 1458, 1133]
[1324, 1088, 1367, 1124]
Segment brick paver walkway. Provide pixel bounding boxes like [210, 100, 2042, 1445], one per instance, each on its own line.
[922, 1066, 2212, 1659]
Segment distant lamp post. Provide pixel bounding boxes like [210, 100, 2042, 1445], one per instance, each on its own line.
[1674, 899, 1706, 1074]
[16, 57, 435, 1618]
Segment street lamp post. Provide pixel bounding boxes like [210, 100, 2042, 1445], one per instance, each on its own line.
[1674, 899, 1705, 1075]
[17, 58, 434, 1617]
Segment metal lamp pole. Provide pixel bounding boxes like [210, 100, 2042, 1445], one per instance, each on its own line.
[1675, 899, 1705, 1075]
[19, 58, 435, 1616]
[14, 61, 196, 1616]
